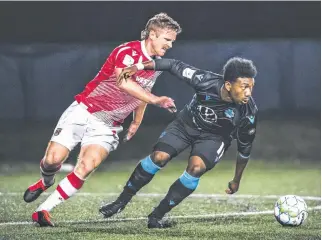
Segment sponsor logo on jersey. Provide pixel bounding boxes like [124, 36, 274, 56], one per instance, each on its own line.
[197, 105, 218, 123]
[182, 68, 196, 79]
[136, 76, 155, 88]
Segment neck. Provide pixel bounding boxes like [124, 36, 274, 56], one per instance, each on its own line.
[144, 39, 156, 57]
[220, 85, 233, 103]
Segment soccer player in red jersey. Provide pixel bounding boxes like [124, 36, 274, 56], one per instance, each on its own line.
[23, 13, 182, 227]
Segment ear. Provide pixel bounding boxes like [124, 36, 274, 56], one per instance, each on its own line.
[149, 30, 157, 40]
[225, 81, 232, 91]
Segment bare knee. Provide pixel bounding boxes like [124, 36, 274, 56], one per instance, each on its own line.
[44, 142, 69, 166]
[74, 147, 108, 178]
[151, 151, 171, 167]
[74, 158, 95, 177]
[186, 157, 207, 177]
[74, 156, 97, 178]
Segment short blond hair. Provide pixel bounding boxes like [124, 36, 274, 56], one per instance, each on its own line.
[141, 13, 182, 40]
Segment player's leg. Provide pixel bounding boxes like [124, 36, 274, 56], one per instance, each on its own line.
[99, 117, 193, 218]
[31, 102, 114, 227]
[23, 102, 84, 204]
[23, 142, 69, 203]
[147, 138, 226, 228]
[32, 144, 109, 226]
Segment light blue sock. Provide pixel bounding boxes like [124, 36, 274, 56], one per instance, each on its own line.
[179, 171, 200, 190]
[140, 155, 161, 175]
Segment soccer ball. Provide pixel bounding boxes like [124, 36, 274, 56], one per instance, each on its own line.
[274, 195, 308, 226]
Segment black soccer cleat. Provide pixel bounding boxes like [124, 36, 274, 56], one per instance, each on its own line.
[23, 179, 54, 203]
[32, 210, 54, 227]
[147, 213, 174, 229]
[99, 200, 127, 218]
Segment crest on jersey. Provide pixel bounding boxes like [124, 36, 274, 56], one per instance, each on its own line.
[122, 54, 135, 66]
[224, 108, 235, 119]
[197, 105, 217, 123]
[53, 128, 62, 136]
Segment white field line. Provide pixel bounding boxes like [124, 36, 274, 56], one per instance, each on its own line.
[0, 206, 320, 226]
[0, 192, 321, 201]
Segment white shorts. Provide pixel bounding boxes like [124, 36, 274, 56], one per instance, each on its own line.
[51, 101, 123, 152]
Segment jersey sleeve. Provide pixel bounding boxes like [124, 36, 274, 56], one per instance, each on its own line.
[236, 114, 257, 157]
[114, 47, 137, 68]
[154, 59, 213, 90]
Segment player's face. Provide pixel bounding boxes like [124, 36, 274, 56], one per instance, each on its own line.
[150, 28, 177, 56]
[226, 77, 255, 105]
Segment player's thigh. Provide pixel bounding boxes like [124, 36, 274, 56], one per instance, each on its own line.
[50, 101, 89, 152]
[82, 114, 123, 155]
[153, 118, 193, 159]
[79, 117, 123, 179]
[191, 138, 225, 170]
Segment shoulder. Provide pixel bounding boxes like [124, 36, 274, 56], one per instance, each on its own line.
[195, 70, 222, 81]
[112, 40, 145, 67]
[113, 40, 140, 58]
[193, 71, 223, 90]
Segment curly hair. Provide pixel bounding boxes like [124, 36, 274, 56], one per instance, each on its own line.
[141, 13, 182, 40]
[223, 57, 257, 82]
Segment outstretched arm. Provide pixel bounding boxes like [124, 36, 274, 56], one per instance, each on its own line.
[117, 59, 210, 89]
[112, 47, 176, 113]
[115, 68, 176, 113]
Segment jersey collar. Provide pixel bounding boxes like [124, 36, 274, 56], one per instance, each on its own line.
[140, 40, 153, 61]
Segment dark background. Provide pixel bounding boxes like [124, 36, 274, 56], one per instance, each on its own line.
[0, 1, 320, 42]
[0, 1, 320, 165]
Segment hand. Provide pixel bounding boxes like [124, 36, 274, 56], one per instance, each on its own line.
[117, 65, 139, 85]
[153, 96, 177, 113]
[225, 180, 240, 194]
[123, 121, 140, 142]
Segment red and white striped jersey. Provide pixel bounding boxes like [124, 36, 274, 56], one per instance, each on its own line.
[75, 40, 162, 126]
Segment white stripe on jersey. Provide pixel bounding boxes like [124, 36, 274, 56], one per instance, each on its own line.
[115, 46, 131, 59]
[140, 40, 153, 60]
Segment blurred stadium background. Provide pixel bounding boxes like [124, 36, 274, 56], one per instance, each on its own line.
[0, 2, 320, 240]
[0, 1, 320, 165]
